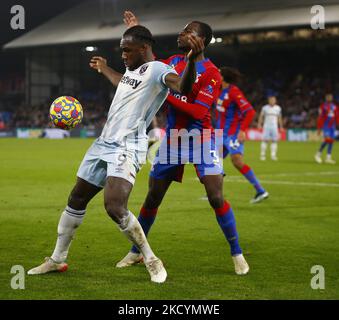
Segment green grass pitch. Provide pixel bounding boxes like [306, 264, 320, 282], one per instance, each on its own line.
[0, 138, 338, 300]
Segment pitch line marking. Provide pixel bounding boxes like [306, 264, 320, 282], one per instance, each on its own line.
[225, 178, 339, 188]
[258, 171, 339, 177]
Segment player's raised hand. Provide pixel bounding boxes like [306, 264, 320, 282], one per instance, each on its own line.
[237, 130, 246, 143]
[123, 11, 139, 28]
[89, 56, 107, 73]
[187, 34, 205, 61]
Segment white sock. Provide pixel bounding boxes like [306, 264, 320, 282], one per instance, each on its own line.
[51, 206, 85, 263]
[261, 141, 267, 157]
[119, 211, 156, 263]
[271, 142, 278, 158]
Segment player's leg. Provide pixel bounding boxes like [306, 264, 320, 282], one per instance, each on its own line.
[269, 127, 279, 160]
[28, 141, 108, 275]
[131, 177, 172, 250]
[325, 133, 336, 164]
[260, 141, 267, 160]
[260, 129, 269, 160]
[270, 140, 278, 160]
[104, 176, 166, 283]
[319, 140, 328, 154]
[230, 152, 268, 204]
[201, 174, 249, 275]
[27, 177, 102, 275]
[315, 131, 327, 163]
[117, 163, 181, 267]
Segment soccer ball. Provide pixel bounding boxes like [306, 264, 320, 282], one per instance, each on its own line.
[49, 96, 83, 130]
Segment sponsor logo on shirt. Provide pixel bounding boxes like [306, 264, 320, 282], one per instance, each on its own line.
[120, 75, 142, 89]
[206, 85, 214, 94]
[199, 90, 214, 99]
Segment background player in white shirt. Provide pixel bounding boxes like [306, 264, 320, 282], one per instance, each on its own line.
[27, 25, 204, 283]
[258, 96, 284, 161]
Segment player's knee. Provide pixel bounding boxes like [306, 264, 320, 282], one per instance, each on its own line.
[231, 157, 243, 170]
[68, 191, 88, 210]
[207, 194, 224, 209]
[145, 189, 163, 208]
[104, 202, 126, 223]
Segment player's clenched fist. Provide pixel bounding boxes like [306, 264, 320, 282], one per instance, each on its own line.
[89, 56, 107, 73]
[187, 34, 205, 61]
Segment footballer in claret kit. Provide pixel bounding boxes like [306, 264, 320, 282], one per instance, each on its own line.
[27, 24, 205, 283]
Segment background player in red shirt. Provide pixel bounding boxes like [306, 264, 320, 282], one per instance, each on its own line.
[214, 67, 268, 203]
[315, 93, 339, 164]
[118, 11, 249, 275]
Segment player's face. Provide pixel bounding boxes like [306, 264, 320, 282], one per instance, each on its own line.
[177, 22, 202, 52]
[120, 37, 145, 71]
[268, 97, 276, 105]
[325, 94, 333, 102]
[220, 76, 229, 88]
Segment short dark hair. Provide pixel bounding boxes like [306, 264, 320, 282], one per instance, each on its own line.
[123, 25, 155, 46]
[192, 21, 213, 47]
[220, 66, 243, 83]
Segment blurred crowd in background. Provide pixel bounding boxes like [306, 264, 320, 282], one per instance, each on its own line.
[0, 68, 338, 131]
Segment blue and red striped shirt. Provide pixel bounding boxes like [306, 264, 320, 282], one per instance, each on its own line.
[317, 102, 339, 130]
[161, 54, 221, 135]
[214, 84, 255, 136]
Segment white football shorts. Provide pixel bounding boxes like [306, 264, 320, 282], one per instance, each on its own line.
[262, 127, 279, 141]
[77, 137, 147, 187]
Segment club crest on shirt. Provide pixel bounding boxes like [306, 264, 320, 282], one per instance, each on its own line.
[206, 85, 214, 94]
[139, 64, 149, 75]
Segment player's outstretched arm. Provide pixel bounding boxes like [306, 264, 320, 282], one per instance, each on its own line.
[123, 11, 139, 28]
[317, 104, 325, 134]
[164, 34, 204, 94]
[279, 114, 284, 130]
[89, 56, 123, 87]
[257, 109, 264, 129]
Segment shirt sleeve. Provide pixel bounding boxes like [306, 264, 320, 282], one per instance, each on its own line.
[229, 86, 253, 115]
[194, 68, 222, 109]
[336, 105, 339, 125]
[229, 86, 255, 130]
[159, 56, 172, 65]
[152, 61, 178, 87]
[317, 104, 325, 129]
